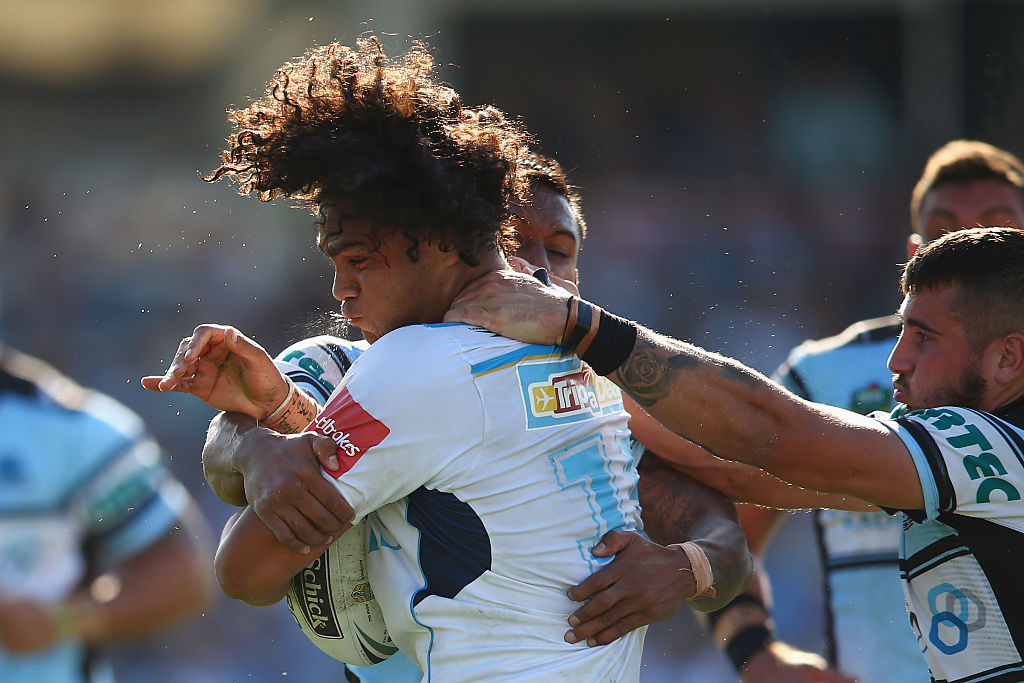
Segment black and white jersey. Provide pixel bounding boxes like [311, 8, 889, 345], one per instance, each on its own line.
[882, 399, 1024, 683]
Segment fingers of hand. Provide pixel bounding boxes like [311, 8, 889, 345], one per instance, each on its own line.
[593, 529, 634, 556]
[566, 597, 646, 646]
[257, 506, 323, 554]
[312, 436, 340, 471]
[567, 564, 619, 603]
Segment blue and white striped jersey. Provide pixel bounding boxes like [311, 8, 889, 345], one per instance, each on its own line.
[303, 323, 644, 682]
[883, 402, 1024, 683]
[0, 346, 189, 683]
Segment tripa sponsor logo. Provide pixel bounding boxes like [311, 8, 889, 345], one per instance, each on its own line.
[529, 369, 619, 418]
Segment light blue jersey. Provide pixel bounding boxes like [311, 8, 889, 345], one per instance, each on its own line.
[306, 324, 644, 682]
[774, 316, 931, 681]
[0, 346, 189, 683]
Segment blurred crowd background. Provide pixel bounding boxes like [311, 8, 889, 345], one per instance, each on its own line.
[2, 0, 1023, 680]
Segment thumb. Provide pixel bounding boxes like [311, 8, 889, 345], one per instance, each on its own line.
[592, 529, 633, 557]
[223, 327, 270, 361]
[312, 435, 339, 472]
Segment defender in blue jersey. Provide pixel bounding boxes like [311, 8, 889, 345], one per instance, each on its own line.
[0, 345, 213, 682]
[449, 224, 1024, 683]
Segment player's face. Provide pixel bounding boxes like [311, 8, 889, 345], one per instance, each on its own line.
[888, 285, 987, 411]
[916, 179, 1024, 246]
[318, 199, 457, 344]
[507, 185, 581, 284]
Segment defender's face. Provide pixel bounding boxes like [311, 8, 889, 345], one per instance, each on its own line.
[507, 185, 581, 284]
[888, 285, 987, 411]
[917, 179, 1024, 245]
[318, 199, 452, 344]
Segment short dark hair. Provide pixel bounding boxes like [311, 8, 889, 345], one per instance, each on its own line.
[517, 151, 587, 241]
[910, 140, 1024, 235]
[206, 38, 530, 265]
[902, 227, 1024, 348]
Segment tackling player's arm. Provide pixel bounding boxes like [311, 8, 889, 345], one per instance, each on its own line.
[624, 395, 876, 512]
[203, 411, 355, 552]
[216, 505, 345, 606]
[631, 401, 859, 681]
[446, 275, 922, 509]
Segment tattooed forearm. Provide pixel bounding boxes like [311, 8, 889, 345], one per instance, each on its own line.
[612, 332, 698, 408]
[638, 454, 753, 610]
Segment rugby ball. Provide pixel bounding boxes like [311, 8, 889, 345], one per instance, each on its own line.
[285, 519, 397, 665]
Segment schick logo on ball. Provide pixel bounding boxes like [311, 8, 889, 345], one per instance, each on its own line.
[291, 554, 342, 638]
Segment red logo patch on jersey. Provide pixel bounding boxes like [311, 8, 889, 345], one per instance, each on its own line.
[306, 387, 390, 478]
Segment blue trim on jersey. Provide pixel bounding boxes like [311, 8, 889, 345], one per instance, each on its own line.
[406, 487, 491, 607]
[470, 344, 562, 377]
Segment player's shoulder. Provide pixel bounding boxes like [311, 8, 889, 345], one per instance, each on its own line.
[352, 323, 532, 390]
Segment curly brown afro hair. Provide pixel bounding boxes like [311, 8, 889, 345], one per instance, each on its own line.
[206, 38, 530, 265]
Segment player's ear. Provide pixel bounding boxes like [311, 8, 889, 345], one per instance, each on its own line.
[991, 333, 1024, 385]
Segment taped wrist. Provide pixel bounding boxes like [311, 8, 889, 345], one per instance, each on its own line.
[261, 379, 321, 434]
[668, 541, 717, 600]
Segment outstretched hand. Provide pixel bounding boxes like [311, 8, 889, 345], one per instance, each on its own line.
[564, 530, 696, 647]
[141, 324, 289, 419]
[445, 263, 575, 345]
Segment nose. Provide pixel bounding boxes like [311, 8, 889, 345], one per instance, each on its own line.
[887, 330, 912, 374]
[332, 264, 358, 303]
[514, 239, 550, 273]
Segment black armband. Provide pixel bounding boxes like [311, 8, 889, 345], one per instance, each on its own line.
[578, 305, 638, 376]
[725, 624, 775, 672]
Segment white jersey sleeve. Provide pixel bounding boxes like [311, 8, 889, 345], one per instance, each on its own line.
[306, 327, 483, 522]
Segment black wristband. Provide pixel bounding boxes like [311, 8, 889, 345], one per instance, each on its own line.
[725, 624, 775, 672]
[579, 308, 638, 376]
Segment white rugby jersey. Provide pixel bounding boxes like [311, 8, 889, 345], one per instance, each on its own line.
[881, 402, 1024, 683]
[0, 346, 189, 683]
[303, 323, 645, 682]
[774, 316, 930, 680]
